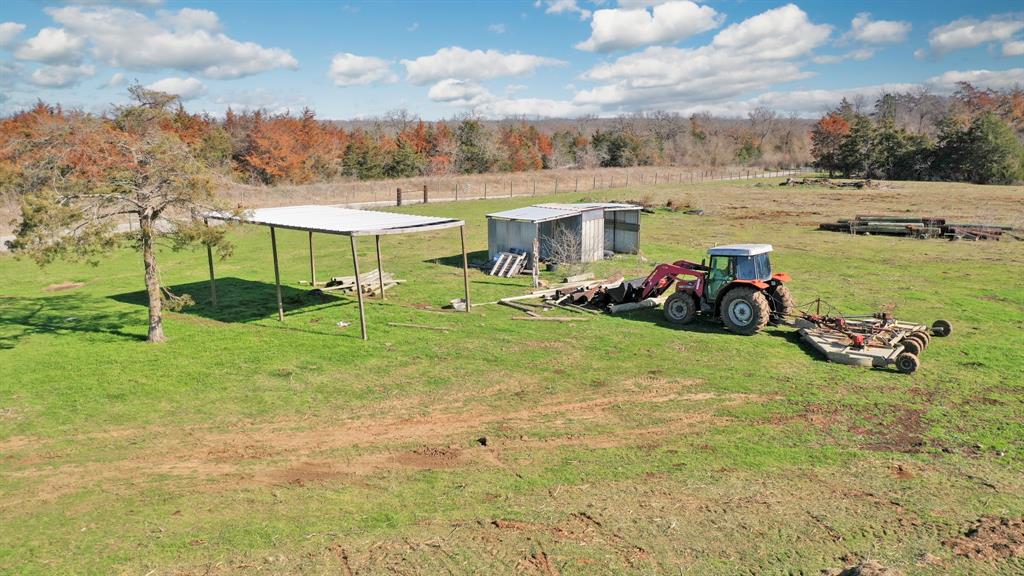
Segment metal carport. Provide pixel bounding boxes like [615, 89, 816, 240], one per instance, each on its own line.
[206, 205, 470, 340]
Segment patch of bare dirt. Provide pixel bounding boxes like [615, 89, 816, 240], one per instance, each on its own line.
[854, 408, 927, 453]
[944, 516, 1024, 561]
[824, 559, 903, 575]
[43, 281, 84, 292]
[394, 446, 462, 469]
[5, 377, 770, 502]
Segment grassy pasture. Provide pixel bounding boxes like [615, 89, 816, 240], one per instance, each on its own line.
[1, 178, 1022, 575]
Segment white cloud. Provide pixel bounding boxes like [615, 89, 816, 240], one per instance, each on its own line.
[327, 53, 397, 86]
[478, 97, 596, 118]
[42, 6, 298, 79]
[427, 78, 594, 117]
[813, 48, 876, 64]
[574, 5, 831, 111]
[145, 76, 207, 99]
[489, 23, 507, 34]
[158, 7, 221, 33]
[505, 83, 528, 94]
[427, 79, 491, 106]
[0, 22, 26, 48]
[845, 13, 911, 45]
[927, 67, 1024, 91]
[402, 46, 566, 85]
[1003, 40, 1024, 57]
[921, 14, 1024, 58]
[541, 0, 591, 21]
[711, 4, 831, 60]
[103, 71, 126, 88]
[576, 1, 723, 52]
[406, 22, 419, 32]
[213, 88, 307, 115]
[28, 63, 95, 87]
[14, 28, 85, 63]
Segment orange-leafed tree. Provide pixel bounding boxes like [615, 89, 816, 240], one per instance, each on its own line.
[810, 112, 850, 176]
[3, 87, 239, 342]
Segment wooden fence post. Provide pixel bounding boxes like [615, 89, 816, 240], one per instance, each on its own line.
[396, 187, 402, 206]
[423, 184, 428, 204]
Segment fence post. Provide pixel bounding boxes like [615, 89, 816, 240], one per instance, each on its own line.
[574, 176, 578, 192]
[592, 176, 596, 189]
[423, 184, 428, 204]
[396, 187, 402, 206]
[554, 178, 559, 193]
[533, 178, 536, 195]
[509, 178, 513, 198]
[654, 173, 658, 185]
[484, 181, 488, 198]
[455, 182, 459, 201]
[625, 173, 629, 187]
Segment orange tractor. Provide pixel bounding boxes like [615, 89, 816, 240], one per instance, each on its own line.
[606, 244, 793, 335]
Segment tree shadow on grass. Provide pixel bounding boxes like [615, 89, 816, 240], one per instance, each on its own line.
[109, 277, 350, 324]
[0, 294, 146, 349]
[428, 250, 490, 269]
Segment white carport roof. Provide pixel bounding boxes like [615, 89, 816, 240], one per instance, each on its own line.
[210, 205, 464, 237]
[202, 204, 471, 341]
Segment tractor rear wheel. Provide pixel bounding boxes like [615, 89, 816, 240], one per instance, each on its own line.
[895, 352, 920, 374]
[768, 285, 795, 324]
[663, 292, 697, 324]
[721, 287, 771, 335]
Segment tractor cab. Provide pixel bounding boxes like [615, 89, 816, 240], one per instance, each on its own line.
[705, 244, 774, 300]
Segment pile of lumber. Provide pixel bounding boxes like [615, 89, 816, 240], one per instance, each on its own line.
[819, 215, 1019, 241]
[322, 269, 403, 295]
[781, 178, 881, 189]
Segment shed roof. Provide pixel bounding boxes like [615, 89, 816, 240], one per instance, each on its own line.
[209, 205, 464, 237]
[486, 202, 640, 223]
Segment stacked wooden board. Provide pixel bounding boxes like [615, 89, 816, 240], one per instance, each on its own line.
[321, 269, 403, 296]
[819, 215, 1018, 241]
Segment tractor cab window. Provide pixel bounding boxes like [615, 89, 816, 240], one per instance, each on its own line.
[735, 256, 756, 280]
[734, 254, 772, 280]
[708, 255, 732, 278]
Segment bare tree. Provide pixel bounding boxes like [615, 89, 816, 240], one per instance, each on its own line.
[542, 223, 584, 276]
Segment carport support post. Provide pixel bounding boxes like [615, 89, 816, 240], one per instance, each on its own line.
[308, 231, 316, 286]
[203, 219, 217, 306]
[374, 234, 385, 299]
[459, 225, 471, 312]
[350, 235, 368, 340]
[270, 226, 284, 321]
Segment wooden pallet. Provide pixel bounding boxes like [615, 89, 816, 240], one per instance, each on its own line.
[489, 252, 527, 277]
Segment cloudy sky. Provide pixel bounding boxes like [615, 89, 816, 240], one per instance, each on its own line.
[1, 0, 1022, 119]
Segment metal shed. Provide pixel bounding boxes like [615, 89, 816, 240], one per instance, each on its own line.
[206, 205, 470, 341]
[486, 203, 641, 266]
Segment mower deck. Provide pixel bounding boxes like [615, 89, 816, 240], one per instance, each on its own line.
[795, 317, 931, 372]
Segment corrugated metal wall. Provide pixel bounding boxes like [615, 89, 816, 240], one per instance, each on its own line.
[604, 209, 640, 254]
[580, 209, 604, 262]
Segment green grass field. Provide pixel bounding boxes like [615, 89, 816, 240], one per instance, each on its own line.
[1, 178, 1022, 575]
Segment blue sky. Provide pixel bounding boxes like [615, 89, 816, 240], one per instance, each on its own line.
[1, 0, 1022, 119]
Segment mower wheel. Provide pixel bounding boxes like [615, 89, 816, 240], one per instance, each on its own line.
[721, 287, 771, 335]
[911, 330, 931, 347]
[769, 285, 795, 324]
[932, 319, 952, 337]
[901, 337, 923, 357]
[895, 352, 920, 374]
[663, 292, 697, 324]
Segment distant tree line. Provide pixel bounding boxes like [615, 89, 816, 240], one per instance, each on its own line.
[1, 101, 812, 189]
[811, 83, 1024, 184]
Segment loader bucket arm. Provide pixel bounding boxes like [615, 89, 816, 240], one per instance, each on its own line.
[638, 260, 709, 301]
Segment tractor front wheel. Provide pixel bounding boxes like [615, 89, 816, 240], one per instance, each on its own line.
[721, 287, 771, 335]
[663, 292, 697, 324]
